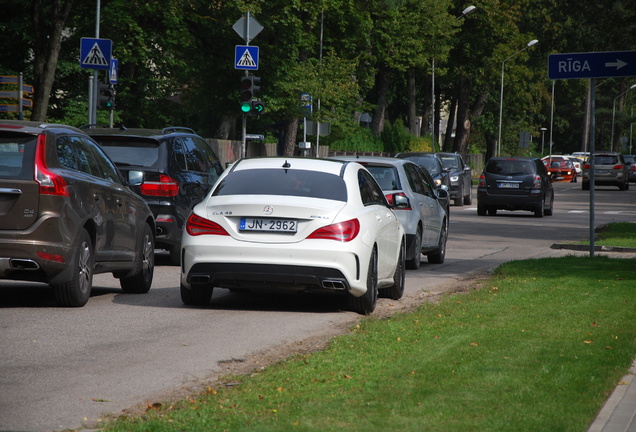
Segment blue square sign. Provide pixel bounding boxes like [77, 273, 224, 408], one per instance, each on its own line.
[80, 38, 112, 70]
[235, 45, 259, 70]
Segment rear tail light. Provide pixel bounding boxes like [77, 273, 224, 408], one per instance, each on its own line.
[478, 174, 486, 187]
[34, 134, 70, 197]
[532, 175, 541, 190]
[613, 165, 624, 170]
[307, 219, 360, 242]
[185, 214, 229, 236]
[140, 174, 179, 197]
[583, 163, 591, 169]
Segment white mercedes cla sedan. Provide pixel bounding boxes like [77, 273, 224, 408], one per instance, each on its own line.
[180, 157, 406, 314]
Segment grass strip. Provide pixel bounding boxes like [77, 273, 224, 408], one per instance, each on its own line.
[593, 222, 636, 248]
[102, 255, 636, 432]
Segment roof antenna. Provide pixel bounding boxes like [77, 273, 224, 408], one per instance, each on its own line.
[282, 160, 291, 168]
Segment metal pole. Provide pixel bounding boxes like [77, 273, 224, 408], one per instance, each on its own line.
[91, 0, 101, 124]
[18, 73, 24, 121]
[431, 57, 435, 152]
[589, 78, 596, 258]
[549, 81, 555, 156]
[88, 75, 94, 124]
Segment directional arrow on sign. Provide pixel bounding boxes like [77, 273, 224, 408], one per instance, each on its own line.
[605, 59, 627, 70]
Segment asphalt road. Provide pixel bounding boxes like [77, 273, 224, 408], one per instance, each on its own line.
[1, 181, 635, 432]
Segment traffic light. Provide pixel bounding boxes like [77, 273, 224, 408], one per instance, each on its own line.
[98, 81, 115, 110]
[239, 75, 263, 115]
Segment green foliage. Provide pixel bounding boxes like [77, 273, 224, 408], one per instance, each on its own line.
[380, 118, 419, 153]
[326, 126, 384, 153]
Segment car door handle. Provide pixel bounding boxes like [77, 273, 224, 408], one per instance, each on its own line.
[93, 194, 100, 202]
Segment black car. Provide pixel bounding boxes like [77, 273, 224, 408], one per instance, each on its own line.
[86, 127, 224, 265]
[395, 152, 451, 193]
[0, 121, 155, 306]
[477, 157, 554, 217]
[436, 152, 472, 206]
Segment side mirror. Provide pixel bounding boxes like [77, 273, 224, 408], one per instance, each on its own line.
[128, 170, 145, 186]
[435, 188, 449, 200]
[391, 193, 411, 210]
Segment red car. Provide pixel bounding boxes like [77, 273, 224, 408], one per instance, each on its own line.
[542, 156, 577, 182]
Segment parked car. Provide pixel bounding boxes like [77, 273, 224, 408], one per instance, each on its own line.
[477, 157, 554, 217]
[623, 155, 636, 182]
[436, 152, 472, 206]
[86, 126, 224, 264]
[541, 156, 577, 182]
[331, 156, 449, 270]
[0, 120, 155, 306]
[581, 152, 630, 190]
[180, 157, 406, 315]
[395, 152, 451, 192]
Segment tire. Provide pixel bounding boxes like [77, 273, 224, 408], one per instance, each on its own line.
[120, 224, 155, 293]
[405, 227, 422, 270]
[453, 188, 463, 207]
[181, 283, 213, 306]
[477, 205, 486, 216]
[381, 240, 405, 300]
[427, 219, 447, 264]
[53, 229, 94, 307]
[534, 198, 544, 218]
[464, 186, 472, 205]
[168, 243, 181, 266]
[348, 248, 378, 315]
[544, 194, 554, 216]
[487, 208, 497, 216]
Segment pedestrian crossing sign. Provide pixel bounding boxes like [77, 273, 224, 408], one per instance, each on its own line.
[235, 45, 259, 70]
[80, 38, 112, 70]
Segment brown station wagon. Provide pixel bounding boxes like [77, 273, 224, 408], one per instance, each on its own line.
[0, 121, 155, 306]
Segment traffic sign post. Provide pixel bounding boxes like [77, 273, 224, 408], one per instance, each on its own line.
[548, 50, 636, 257]
[80, 38, 112, 70]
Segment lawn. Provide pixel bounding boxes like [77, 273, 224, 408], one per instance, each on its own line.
[100, 255, 636, 432]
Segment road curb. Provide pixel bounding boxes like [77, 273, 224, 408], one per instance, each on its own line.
[550, 244, 636, 253]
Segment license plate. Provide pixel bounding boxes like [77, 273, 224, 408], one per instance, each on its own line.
[239, 218, 298, 232]
[595, 170, 608, 175]
[498, 182, 519, 188]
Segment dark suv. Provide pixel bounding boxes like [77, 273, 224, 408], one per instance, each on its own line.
[86, 127, 224, 264]
[436, 152, 472, 206]
[0, 121, 155, 306]
[477, 157, 554, 217]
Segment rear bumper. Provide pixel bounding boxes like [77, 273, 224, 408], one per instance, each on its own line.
[477, 189, 543, 211]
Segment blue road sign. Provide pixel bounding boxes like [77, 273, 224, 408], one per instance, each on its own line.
[80, 38, 112, 70]
[548, 51, 636, 80]
[235, 45, 259, 70]
[109, 59, 119, 84]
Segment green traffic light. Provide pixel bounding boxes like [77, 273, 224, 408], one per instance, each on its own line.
[241, 102, 252, 113]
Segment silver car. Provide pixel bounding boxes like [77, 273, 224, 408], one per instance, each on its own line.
[582, 152, 630, 190]
[331, 157, 449, 269]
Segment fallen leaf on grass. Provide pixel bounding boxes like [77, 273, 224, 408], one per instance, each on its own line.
[583, 340, 593, 344]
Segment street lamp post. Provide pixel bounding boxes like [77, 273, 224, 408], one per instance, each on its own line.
[610, 83, 636, 151]
[430, 5, 476, 151]
[540, 127, 547, 155]
[497, 39, 538, 156]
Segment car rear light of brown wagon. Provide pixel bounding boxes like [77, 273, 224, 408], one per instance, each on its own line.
[34, 135, 70, 197]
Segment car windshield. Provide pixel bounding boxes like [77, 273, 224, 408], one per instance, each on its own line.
[364, 166, 401, 190]
[213, 168, 348, 201]
[486, 160, 534, 176]
[96, 139, 159, 167]
[0, 135, 36, 179]
[624, 156, 634, 164]
[410, 157, 440, 174]
[439, 156, 459, 169]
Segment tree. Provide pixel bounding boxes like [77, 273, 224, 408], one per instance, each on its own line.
[31, 0, 74, 121]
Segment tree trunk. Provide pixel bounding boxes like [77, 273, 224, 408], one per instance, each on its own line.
[453, 77, 470, 153]
[31, 0, 73, 121]
[283, 119, 299, 156]
[372, 68, 390, 136]
[421, 74, 432, 136]
[215, 116, 236, 140]
[407, 69, 418, 135]
[443, 98, 457, 152]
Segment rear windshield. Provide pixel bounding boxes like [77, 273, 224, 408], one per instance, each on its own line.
[408, 157, 441, 174]
[0, 135, 36, 179]
[364, 165, 401, 190]
[213, 168, 347, 201]
[594, 156, 619, 165]
[486, 160, 535, 176]
[96, 139, 159, 168]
